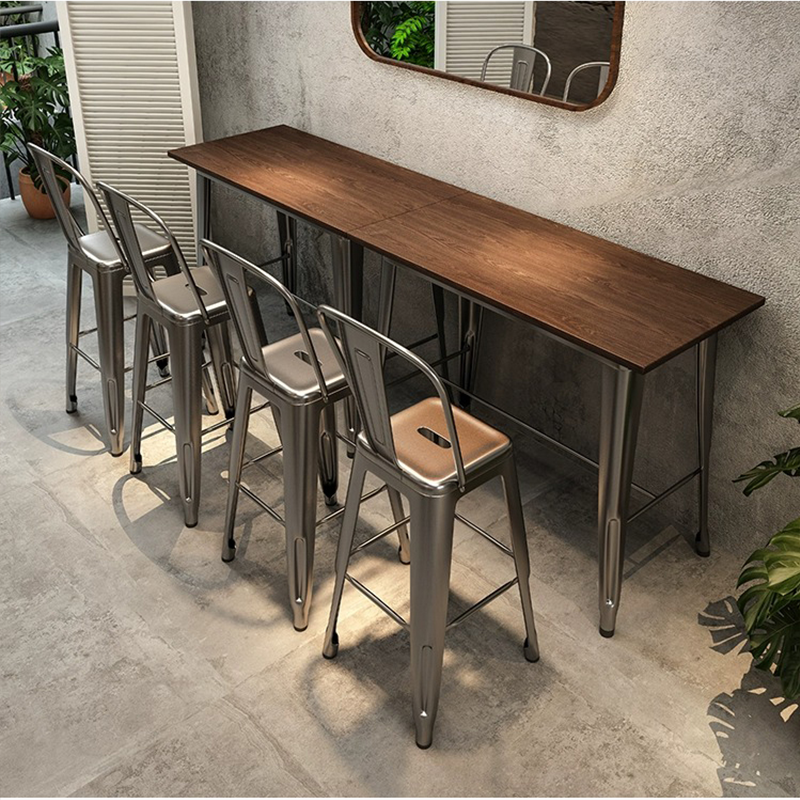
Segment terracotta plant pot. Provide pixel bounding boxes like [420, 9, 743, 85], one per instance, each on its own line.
[18, 167, 70, 220]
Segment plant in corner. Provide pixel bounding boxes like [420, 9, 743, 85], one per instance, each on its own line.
[735, 403, 800, 699]
[0, 46, 75, 219]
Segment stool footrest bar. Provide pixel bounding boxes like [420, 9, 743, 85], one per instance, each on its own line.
[242, 444, 283, 470]
[345, 573, 409, 630]
[139, 401, 175, 433]
[316, 484, 387, 527]
[70, 344, 101, 372]
[446, 577, 519, 630]
[351, 515, 411, 555]
[454, 513, 514, 557]
[238, 483, 285, 525]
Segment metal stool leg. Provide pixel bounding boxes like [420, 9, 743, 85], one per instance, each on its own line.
[318, 401, 339, 506]
[222, 381, 253, 562]
[280, 401, 323, 631]
[65, 260, 82, 414]
[129, 310, 152, 474]
[206, 323, 236, 418]
[409, 492, 457, 749]
[322, 453, 367, 659]
[201, 358, 219, 416]
[387, 488, 411, 564]
[92, 267, 126, 456]
[501, 456, 540, 662]
[150, 323, 170, 379]
[170, 323, 204, 528]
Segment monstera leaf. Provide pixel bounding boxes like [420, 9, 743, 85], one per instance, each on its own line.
[738, 517, 800, 699]
[734, 448, 800, 496]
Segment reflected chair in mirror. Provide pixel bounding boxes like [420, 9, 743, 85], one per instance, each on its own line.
[480, 43, 552, 95]
[99, 182, 238, 528]
[202, 240, 411, 632]
[562, 60, 610, 103]
[317, 305, 540, 749]
[28, 144, 177, 456]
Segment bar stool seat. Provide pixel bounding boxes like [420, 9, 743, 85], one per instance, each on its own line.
[261, 328, 347, 400]
[385, 397, 511, 487]
[78, 224, 170, 268]
[318, 305, 540, 749]
[152, 265, 228, 321]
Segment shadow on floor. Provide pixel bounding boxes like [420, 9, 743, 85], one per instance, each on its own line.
[700, 597, 800, 797]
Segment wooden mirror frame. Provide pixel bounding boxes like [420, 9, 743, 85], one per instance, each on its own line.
[351, 1, 624, 111]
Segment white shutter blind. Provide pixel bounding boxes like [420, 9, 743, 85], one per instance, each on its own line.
[58, 1, 200, 263]
[435, 2, 535, 86]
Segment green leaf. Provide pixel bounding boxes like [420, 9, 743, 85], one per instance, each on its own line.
[734, 447, 800, 495]
[780, 404, 800, 423]
[738, 517, 800, 699]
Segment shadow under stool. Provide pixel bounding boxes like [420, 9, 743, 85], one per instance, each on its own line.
[317, 305, 540, 749]
[203, 240, 410, 632]
[29, 144, 177, 456]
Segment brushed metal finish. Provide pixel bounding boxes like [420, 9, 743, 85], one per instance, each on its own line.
[101, 182, 236, 526]
[319, 306, 539, 748]
[695, 334, 718, 557]
[330, 235, 363, 458]
[204, 240, 412, 630]
[598, 365, 644, 637]
[480, 43, 552, 95]
[29, 144, 174, 457]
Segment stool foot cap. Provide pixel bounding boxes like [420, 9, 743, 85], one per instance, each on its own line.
[324, 494, 338, 507]
[599, 626, 614, 638]
[322, 634, 338, 659]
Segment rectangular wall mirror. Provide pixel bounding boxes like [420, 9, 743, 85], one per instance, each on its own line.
[353, 1, 624, 110]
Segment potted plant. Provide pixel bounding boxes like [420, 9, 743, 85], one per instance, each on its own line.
[0, 46, 75, 218]
[735, 403, 800, 699]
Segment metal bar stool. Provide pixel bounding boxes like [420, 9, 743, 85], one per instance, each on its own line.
[203, 240, 411, 632]
[99, 183, 238, 528]
[317, 305, 540, 749]
[28, 144, 177, 456]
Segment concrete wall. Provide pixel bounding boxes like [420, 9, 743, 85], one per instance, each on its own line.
[192, 0, 800, 557]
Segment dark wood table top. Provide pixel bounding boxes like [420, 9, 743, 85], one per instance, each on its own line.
[353, 192, 764, 372]
[170, 126, 764, 373]
[169, 125, 466, 237]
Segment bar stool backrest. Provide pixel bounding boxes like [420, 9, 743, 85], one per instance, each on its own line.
[562, 60, 610, 103]
[480, 43, 551, 96]
[98, 182, 210, 325]
[28, 144, 112, 254]
[317, 304, 468, 491]
[202, 239, 330, 403]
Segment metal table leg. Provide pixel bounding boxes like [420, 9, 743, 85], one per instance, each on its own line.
[458, 297, 483, 408]
[195, 173, 211, 264]
[277, 211, 297, 304]
[695, 333, 718, 557]
[330, 235, 364, 456]
[598, 363, 644, 637]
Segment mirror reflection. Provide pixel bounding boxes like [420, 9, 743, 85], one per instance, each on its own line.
[358, 1, 618, 106]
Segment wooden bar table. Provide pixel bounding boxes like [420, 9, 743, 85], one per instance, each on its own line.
[170, 126, 764, 636]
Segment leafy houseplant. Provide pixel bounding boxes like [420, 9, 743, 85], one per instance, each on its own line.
[736, 403, 800, 699]
[361, 2, 435, 68]
[0, 46, 75, 218]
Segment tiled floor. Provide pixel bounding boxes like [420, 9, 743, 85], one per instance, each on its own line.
[1, 192, 798, 797]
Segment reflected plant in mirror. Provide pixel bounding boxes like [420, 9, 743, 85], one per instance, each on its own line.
[353, 1, 624, 110]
